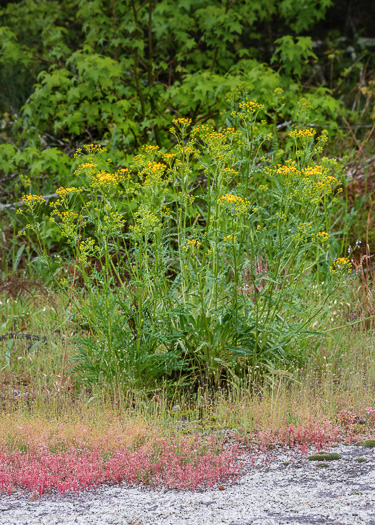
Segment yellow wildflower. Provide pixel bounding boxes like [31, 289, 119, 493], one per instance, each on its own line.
[56, 187, 79, 196]
[187, 239, 201, 248]
[218, 194, 248, 215]
[331, 257, 352, 274]
[289, 129, 316, 140]
[238, 100, 265, 113]
[316, 232, 329, 241]
[172, 118, 192, 127]
[21, 194, 46, 205]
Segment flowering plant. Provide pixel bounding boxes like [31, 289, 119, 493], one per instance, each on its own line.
[18, 98, 350, 390]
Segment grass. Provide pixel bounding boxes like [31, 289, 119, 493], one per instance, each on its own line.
[1, 272, 374, 412]
[1, 274, 375, 405]
[0, 287, 374, 402]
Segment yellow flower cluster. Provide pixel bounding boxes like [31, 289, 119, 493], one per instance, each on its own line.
[275, 163, 299, 178]
[224, 82, 250, 103]
[74, 144, 106, 160]
[221, 127, 241, 140]
[273, 161, 339, 201]
[142, 145, 160, 154]
[132, 154, 146, 166]
[298, 222, 312, 233]
[50, 210, 80, 239]
[294, 222, 313, 241]
[79, 162, 98, 170]
[193, 126, 238, 162]
[222, 166, 237, 177]
[172, 118, 192, 127]
[176, 144, 199, 158]
[238, 101, 265, 113]
[54, 210, 78, 220]
[84, 144, 106, 154]
[163, 153, 177, 163]
[289, 129, 316, 140]
[218, 194, 248, 215]
[299, 98, 313, 111]
[92, 171, 117, 185]
[79, 237, 98, 263]
[56, 187, 79, 196]
[182, 239, 201, 250]
[224, 234, 235, 242]
[21, 194, 46, 205]
[132, 152, 169, 181]
[192, 123, 211, 135]
[103, 211, 125, 232]
[331, 257, 352, 274]
[219, 194, 243, 205]
[131, 206, 161, 237]
[219, 166, 237, 184]
[316, 231, 329, 241]
[143, 161, 167, 188]
[184, 194, 195, 205]
[90, 169, 128, 191]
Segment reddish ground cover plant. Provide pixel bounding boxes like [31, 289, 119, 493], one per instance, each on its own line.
[248, 419, 340, 452]
[365, 407, 375, 426]
[336, 409, 358, 429]
[1, 404, 374, 497]
[0, 435, 243, 496]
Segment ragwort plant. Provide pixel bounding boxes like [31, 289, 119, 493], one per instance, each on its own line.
[18, 96, 351, 392]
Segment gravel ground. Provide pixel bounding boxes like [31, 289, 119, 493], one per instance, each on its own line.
[0, 443, 374, 525]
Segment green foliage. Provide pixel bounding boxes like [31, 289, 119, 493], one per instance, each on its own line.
[0, 0, 341, 229]
[271, 36, 317, 78]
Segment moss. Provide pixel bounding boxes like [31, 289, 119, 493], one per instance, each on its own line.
[283, 461, 291, 466]
[363, 439, 375, 448]
[308, 452, 341, 461]
[317, 462, 329, 468]
[355, 457, 367, 463]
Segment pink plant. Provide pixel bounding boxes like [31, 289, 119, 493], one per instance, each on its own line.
[257, 419, 339, 451]
[365, 407, 375, 426]
[0, 435, 243, 496]
[336, 409, 358, 429]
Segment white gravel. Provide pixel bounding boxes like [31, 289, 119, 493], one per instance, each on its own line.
[0, 443, 374, 524]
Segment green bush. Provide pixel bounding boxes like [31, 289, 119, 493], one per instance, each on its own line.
[0, 1, 341, 199]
